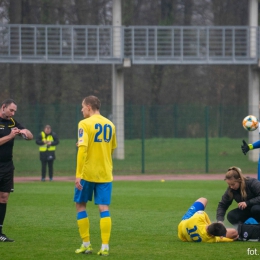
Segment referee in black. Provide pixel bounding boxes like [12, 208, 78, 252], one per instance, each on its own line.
[0, 99, 33, 242]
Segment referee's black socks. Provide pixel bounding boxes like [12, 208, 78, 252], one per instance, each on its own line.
[0, 203, 7, 234]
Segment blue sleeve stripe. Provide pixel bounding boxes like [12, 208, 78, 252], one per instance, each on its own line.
[100, 211, 110, 218]
[253, 140, 260, 149]
[193, 201, 205, 211]
[77, 211, 88, 220]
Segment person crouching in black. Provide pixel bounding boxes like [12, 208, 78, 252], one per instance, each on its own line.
[216, 166, 260, 227]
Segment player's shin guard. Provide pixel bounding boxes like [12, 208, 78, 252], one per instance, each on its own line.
[77, 211, 90, 242]
[100, 211, 111, 244]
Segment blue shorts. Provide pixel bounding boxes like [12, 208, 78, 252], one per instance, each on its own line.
[181, 201, 205, 220]
[74, 180, 112, 205]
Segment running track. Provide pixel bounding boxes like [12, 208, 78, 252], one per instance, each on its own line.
[14, 173, 257, 182]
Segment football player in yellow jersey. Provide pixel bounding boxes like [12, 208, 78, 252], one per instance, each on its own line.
[74, 96, 117, 256]
[178, 197, 238, 242]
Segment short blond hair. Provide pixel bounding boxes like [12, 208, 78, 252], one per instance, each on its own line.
[82, 96, 101, 111]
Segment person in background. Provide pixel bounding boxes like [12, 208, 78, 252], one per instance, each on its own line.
[216, 166, 260, 226]
[0, 98, 33, 242]
[178, 197, 238, 242]
[35, 125, 59, 181]
[74, 95, 117, 256]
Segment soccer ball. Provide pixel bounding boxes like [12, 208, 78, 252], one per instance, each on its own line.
[242, 115, 259, 131]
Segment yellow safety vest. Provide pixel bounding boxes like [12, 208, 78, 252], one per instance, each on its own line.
[39, 132, 56, 152]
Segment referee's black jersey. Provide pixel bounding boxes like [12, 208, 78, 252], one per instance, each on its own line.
[0, 117, 25, 173]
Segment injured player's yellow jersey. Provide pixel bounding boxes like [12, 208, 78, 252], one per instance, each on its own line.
[178, 211, 233, 242]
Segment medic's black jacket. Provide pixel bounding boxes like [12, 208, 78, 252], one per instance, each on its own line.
[216, 177, 260, 222]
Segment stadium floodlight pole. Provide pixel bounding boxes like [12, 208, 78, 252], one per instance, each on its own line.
[248, 0, 259, 171]
[112, 0, 125, 160]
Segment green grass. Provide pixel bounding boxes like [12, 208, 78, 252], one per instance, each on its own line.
[0, 181, 258, 260]
[13, 137, 258, 176]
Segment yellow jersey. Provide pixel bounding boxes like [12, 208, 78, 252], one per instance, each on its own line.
[178, 211, 233, 242]
[76, 114, 117, 182]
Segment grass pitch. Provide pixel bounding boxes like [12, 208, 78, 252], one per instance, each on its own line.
[0, 180, 258, 260]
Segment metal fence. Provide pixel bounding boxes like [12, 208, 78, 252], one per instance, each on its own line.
[0, 24, 259, 64]
[14, 104, 258, 174]
[14, 104, 249, 139]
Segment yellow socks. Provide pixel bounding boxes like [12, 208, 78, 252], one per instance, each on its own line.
[77, 211, 90, 242]
[77, 210, 112, 246]
[100, 211, 111, 244]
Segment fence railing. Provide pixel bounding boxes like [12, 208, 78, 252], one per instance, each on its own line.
[0, 25, 123, 64]
[0, 24, 259, 64]
[124, 26, 259, 64]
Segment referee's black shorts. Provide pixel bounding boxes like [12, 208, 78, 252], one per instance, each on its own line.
[0, 171, 14, 193]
